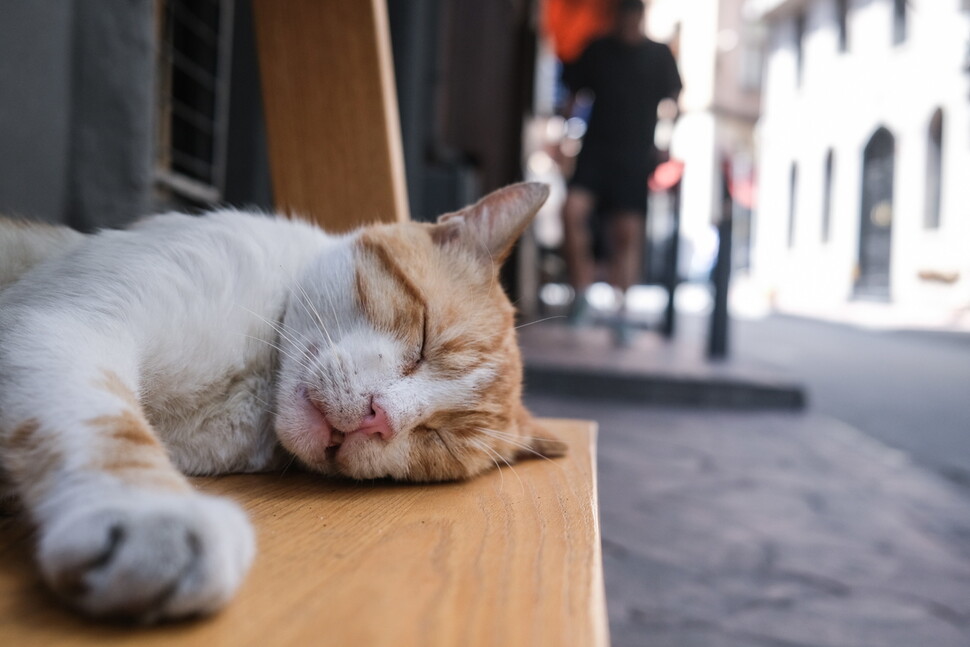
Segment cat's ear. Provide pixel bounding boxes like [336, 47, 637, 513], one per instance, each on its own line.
[514, 409, 568, 461]
[432, 182, 550, 265]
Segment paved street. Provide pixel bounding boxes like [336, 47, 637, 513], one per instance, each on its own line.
[524, 397, 970, 647]
[733, 315, 970, 485]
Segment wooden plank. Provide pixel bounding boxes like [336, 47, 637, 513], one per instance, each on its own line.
[252, 0, 409, 230]
[0, 419, 608, 647]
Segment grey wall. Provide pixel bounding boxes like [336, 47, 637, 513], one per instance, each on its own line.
[224, 0, 273, 210]
[0, 1, 75, 224]
[0, 1, 154, 230]
[67, 1, 155, 230]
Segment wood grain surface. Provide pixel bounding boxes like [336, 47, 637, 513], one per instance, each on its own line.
[0, 419, 607, 646]
[252, 0, 410, 230]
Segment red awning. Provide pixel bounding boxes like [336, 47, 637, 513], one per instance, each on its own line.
[542, 0, 615, 63]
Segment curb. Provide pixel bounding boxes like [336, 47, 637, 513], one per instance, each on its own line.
[524, 363, 807, 410]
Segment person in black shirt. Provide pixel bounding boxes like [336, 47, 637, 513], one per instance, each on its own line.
[560, 0, 682, 345]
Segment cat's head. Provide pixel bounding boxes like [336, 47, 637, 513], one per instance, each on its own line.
[273, 183, 566, 481]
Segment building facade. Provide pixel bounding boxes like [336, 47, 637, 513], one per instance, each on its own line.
[748, 0, 970, 309]
[648, 0, 764, 276]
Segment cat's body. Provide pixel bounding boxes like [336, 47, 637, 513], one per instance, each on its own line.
[0, 183, 561, 621]
[3, 211, 327, 477]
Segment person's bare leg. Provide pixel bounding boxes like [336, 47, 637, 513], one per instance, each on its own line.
[607, 211, 645, 293]
[607, 211, 645, 346]
[561, 187, 597, 295]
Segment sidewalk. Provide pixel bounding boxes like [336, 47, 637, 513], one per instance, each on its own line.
[518, 319, 805, 409]
[525, 396, 970, 647]
[733, 274, 970, 334]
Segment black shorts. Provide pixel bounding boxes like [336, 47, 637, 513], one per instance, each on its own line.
[569, 144, 651, 215]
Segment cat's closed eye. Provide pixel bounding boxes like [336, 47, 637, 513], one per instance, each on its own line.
[403, 308, 427, 375]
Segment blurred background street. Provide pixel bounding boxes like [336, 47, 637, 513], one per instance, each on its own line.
[525, 309, 970, 646]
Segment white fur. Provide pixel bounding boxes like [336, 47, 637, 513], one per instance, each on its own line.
[38, 485, 255, 621]
[0, 211, 352, 619]
[0, 219, 84, 289]
[0, 211, 344, 473]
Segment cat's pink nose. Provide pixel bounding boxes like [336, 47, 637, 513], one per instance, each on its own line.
[353, 401, 393, 439]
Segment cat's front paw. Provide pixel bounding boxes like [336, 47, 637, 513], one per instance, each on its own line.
[37, 492, 255, 621]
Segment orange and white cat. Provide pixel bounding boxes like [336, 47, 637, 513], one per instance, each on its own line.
[0, 183, 563, 621]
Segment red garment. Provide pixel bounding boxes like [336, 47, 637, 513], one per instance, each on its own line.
[542, 0, 615, 63]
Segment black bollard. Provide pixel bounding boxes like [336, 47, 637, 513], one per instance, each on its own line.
[661, 182, 681, 338]
[708, 169, 733, 359]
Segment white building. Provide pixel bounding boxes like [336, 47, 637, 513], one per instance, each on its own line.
[747, 0, 970, 310]
[647, 0, 765, 272]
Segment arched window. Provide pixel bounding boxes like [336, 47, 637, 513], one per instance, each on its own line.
[794, 11, 806, 86]
[836, 0, 849, 52]
[924, 109, 944, 229]
[893, 0, 907, 45]
[822, 150, 834, 242]
[856, 127, 895, 298]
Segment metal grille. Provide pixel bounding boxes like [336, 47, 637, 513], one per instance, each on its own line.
[155, 0, 234, 205]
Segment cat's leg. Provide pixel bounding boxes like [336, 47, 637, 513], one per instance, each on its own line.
[0, 327, 254, 621]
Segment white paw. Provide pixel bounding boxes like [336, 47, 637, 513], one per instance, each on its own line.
[37, 492, 255, 621]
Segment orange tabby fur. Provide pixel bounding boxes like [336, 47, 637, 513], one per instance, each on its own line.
[348, 195, 566, 482]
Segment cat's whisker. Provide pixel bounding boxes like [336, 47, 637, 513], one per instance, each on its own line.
[269, 312, 328, 371]
[470, 438, 525, 493]
[276, 318, 327, 366]
[236, 304, 318, 367]
[476, 427, 564, 457]
[278, 453, 298, 478]
[321, 281, 344, 338]
[292, 282, 335, 350]
[467, 438, 505, 490]
[260, 326, 317, 370]
[514, 315, 566, 330]
[476, 426, 573, 446]
[251, 393, 276, 413]
[281, 283, 331, 353]
[475, 427, 567, 472]
[297, 285, 334, 347]
[475, 428, 538, 453]
[276, 331, 318, 369]
[242, 335, 313, 373]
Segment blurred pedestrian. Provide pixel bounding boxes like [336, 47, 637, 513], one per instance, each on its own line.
[560, 0, 681, 346]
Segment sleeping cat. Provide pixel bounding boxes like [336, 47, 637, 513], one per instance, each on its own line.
[0, 182, 564, 622]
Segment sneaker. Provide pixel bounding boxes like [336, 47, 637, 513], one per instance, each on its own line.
[612, 318, 636, 348]
[567, 293, 592, 328]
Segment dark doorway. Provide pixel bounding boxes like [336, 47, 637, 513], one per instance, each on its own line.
[855, 127, 895, 300]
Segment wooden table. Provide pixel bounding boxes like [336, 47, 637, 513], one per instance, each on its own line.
[0, 419, 607, 646]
